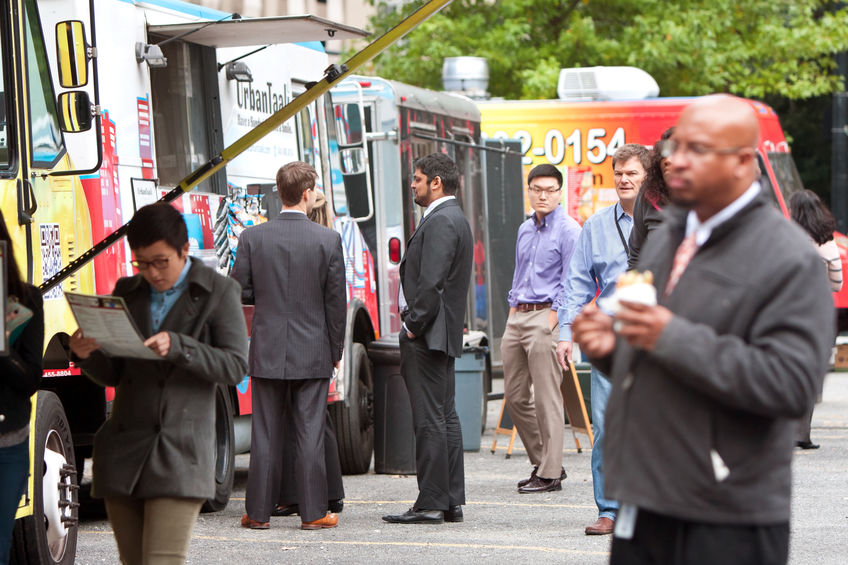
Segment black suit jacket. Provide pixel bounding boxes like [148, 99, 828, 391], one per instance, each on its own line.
[231, 213, 347, 379]
[400, 199, 473, 358]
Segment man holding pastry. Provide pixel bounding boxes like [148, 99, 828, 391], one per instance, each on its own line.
[556, 143, 650, 536]
[572, 95, 834, 563]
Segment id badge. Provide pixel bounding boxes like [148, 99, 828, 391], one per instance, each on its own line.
[614, 503, 638, 540]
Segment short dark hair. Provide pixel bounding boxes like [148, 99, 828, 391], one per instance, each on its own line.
[527, 164, 562, 188]
[414, 153, 460, 195]
[127, 203, 188, 252]
[277, 161, 317, 206]
[612, 143, 651, 171]
[789, 189, 836, 245]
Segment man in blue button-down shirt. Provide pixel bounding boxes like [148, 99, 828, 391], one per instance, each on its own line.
[502, 164, 581, 494]
[556, 144, 649, 535]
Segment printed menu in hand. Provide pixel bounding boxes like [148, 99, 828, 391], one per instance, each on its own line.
[65, 292, 160, 360]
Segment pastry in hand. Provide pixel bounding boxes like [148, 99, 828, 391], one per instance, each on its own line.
[615, 270, 657, 307]
[598, 270, 657, 313]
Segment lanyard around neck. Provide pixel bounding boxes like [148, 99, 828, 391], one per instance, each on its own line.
[614, 203, 630, 257]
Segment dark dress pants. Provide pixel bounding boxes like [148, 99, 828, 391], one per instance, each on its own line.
[610, 507, 789, 565]
[246, 377, 329, 523]
[278, 410, 345, 505]
[399, 333, 465, 511]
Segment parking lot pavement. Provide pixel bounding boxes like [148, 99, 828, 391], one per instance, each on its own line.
[76, 372, 848, 564]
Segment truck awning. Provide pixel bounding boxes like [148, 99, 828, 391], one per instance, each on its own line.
[147, 15, 369, 48]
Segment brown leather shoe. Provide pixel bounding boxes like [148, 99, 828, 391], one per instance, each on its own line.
[585, 517, 615, 535]
[301, 512, 339, 530]
[517, 467, 566, 488]
[517, 466, 538, 488]
[241, 514, 270, 530]
[517, 476, 562, 493]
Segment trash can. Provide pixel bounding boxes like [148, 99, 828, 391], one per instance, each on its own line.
[455, 344, 487, 451]
[368, 335, 416, 474]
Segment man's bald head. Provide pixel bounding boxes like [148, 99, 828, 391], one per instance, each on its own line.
[665, 94, 760, 220]
[681, 94, 759, 149]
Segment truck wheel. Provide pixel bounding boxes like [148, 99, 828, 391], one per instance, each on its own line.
[331, 343, 374, 474]
[11, 391, 78, 565]
[201, 384, 235, 513]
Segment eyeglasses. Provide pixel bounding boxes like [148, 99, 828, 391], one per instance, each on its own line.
[661, 139, 752, 159]
[131, 255, 173, 271]
[528, 186, 562, 196]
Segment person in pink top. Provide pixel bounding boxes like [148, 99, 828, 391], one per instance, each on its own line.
[789, 189, 842, 449]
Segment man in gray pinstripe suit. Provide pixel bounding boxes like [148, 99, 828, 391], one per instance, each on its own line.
[232, 161, 347, 531]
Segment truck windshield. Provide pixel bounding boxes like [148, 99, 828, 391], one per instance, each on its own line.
[768, 152, 804, 203]
[0, 24, 9, 170]
[24, 0, 64, 169]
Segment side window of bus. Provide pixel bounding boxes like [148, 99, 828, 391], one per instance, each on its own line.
[324, 95, 347, 215]
[24, 0, 64, 169]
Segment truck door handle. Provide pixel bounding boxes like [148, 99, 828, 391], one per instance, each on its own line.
[17, 178, 37, 225]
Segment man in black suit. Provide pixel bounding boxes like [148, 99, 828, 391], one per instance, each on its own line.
[232, 161, 346, 531]
[383, 153, 473, 525]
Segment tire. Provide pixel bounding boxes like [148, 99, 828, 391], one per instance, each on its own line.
[330, 343, 374, 474]
[11, 391, 78, 565]
[201, 384, 235, 513]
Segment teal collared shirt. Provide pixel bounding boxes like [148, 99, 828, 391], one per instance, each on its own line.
[150, 259, 192, 333]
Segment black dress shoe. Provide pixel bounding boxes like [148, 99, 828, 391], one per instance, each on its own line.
[271, 504, 299, 517]
[273, 500, 343, 516]
[517, 467, 566, 488]
[518, 476, 562, 494]
[796, 440, 820, 450]
[382, 508, 444, 524]
[444, 505, 463, 523]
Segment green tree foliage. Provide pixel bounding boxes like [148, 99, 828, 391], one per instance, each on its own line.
[365, 0, 848, 100]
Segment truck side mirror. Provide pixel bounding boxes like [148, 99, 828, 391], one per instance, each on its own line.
[340, 147, 366, 175]
[55, 20, 89, 88]
[57, 92, 92, 132]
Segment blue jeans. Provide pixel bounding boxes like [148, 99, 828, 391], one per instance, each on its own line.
[0, 439, 29, 565]
[591, 367, 618, 520]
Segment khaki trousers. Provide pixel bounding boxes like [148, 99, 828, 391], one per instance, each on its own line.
[501, 309, 564, 479]
[104, 496, 203, 565]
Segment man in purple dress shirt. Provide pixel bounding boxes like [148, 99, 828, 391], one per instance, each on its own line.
[501, 164, 581, 493]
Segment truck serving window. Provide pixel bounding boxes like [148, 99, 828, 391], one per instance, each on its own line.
[768, 152, 804, 202]
[24, 0, 64, 169]
[150, 40, 225, 194]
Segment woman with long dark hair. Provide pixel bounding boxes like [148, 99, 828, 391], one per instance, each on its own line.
[627, 127, 674, 269]
[790, 189, 842, 292]
[789, 189, 841, 450]
[0, 211, 44, 564]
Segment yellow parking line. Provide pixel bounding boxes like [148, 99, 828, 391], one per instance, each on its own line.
[80, 530, 610, 557]
[227, 498, 594, 509]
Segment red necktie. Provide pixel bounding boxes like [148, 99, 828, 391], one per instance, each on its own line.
[664, 233, 699, 297]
